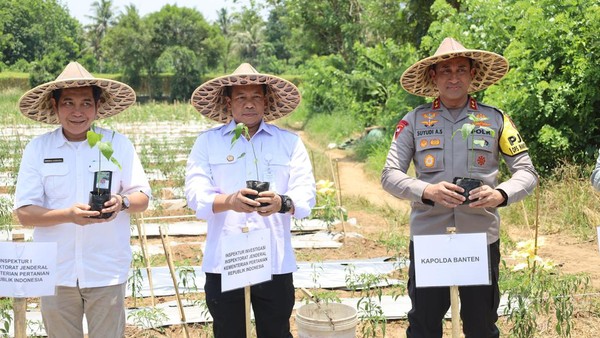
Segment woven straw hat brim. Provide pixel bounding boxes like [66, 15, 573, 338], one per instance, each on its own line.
[190, 72, 301, 123]
[400, 49, 509, 98]
[18, 78, 136, 124]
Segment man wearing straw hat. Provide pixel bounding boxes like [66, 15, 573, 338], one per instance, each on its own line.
[381, 38, 538, 337]
[186, 63, 316, 337]
[14, 61, 151, 337]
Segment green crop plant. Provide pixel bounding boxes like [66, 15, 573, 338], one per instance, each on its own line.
[345, 264, 388, 338]
[127, 252, 145, 307]
[501, 240, 591, 338]
[0, 298, 12, 337]
[127, 307, 168, 335]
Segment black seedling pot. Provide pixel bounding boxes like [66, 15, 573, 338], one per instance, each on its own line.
[88, 191, 113, 219]
[452, 177, 483, 205]
[245, 180, 270, 207]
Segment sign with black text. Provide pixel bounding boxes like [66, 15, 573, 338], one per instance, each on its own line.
[0, 242, 57, 297]
[414, 233, 489, 287]
[221, 228, 272, 292]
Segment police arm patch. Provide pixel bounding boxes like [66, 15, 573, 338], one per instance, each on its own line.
[394, 120, 409, 140]
[499, 114, 528, 156]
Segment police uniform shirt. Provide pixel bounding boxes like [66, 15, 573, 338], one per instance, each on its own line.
[382, 97, 538, 243]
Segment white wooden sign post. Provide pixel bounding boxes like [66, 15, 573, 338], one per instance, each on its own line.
[221, 228, 272, 336]
[1, 233, 57, 338]
[413, 230, 489, 338]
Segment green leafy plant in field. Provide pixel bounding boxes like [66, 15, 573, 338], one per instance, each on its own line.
[345, 265, 389, 338]
[0, 196, 13, 235]
[0, 298, 12, 337]
[176, 264, 203, 306]
[310, 179, 348, 231]
[502, 239, 590, 338]
[302, 262, 340, 305]
[127, 252, 145, 308]
[127, 307, 168, 335]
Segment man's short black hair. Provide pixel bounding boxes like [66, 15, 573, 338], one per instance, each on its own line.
[224, 84, 268, 98]
[52, 85, 102, 103]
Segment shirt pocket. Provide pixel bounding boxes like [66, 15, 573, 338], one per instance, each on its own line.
[207, 151, 245, 190]
[41, 163, 70, 199]
[264, 155, 291, 193]
[468, 134, 496, 173]
[414, 136, 444, 173]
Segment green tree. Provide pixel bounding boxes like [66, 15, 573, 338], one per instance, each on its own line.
[217, 8, 234, 72]
[103, 5, 149, 89]
[143, 5, 220, 99]
[0, 0, 82, 67]
[146, 5, 218, 68]
[277, 0, 364, 62]
[418, 0, 600, 175]
[85, 0, 117, 72]
[487, 0, 600, 174]
[264, 4, 291, 62]
[160, 46, 202, 101]
[233, 21, 265, 65]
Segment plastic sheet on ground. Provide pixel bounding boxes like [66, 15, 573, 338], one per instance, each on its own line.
[127, 257, 406, 297]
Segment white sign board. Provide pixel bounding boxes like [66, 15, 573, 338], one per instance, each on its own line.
[0, 242, 57, 297]
[414, 233, 489, 287]
[221, 228, 272, 292]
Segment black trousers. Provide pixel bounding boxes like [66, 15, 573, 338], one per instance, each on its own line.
[406, 240, 501, 338]
[205, 272, 295, 338]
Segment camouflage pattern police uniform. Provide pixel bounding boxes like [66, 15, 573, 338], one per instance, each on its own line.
[382, 97, 538, 242]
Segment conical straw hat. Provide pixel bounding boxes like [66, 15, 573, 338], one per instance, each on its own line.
[18, 61, 136, 124]
[190, 63, 301, 123]
[401, 37, 509, 97]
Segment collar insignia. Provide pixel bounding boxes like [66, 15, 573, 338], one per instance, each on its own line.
[469, 97, 478, 110]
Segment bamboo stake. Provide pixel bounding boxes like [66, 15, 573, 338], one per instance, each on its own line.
[330, 157, 346, 241]
[158, 225, 190, 338]
[446, 227, 461, 338]
[134, 213, 155, 306]
[242, 226, 252, 338]
[532, 186, 540, 277]
[12, 232, 26, 338]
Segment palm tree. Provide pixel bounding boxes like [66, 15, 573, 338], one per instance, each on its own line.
[86, 0, 117, 71]
[233, 22, 265, 66]
[217, 8, 234, 72]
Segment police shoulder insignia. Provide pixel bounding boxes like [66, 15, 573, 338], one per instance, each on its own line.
[394, 120, 409, 140]
[499, 114, 528, 156]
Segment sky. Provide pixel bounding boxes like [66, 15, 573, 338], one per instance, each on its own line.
[61, 0, 260, 25]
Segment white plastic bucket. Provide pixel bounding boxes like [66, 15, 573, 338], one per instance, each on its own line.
[296, 302, 358, 338]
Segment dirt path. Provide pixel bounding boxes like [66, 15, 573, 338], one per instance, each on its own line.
[537, 234, 600, 289]
[298, 131, 410, 213]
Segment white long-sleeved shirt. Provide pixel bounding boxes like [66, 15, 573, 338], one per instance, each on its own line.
[14, 126, 151, 288]
[185, 120, 316, 274]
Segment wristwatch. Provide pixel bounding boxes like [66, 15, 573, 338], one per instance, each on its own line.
[278, 194, 293, 214]
[118, 194, 130, 210]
